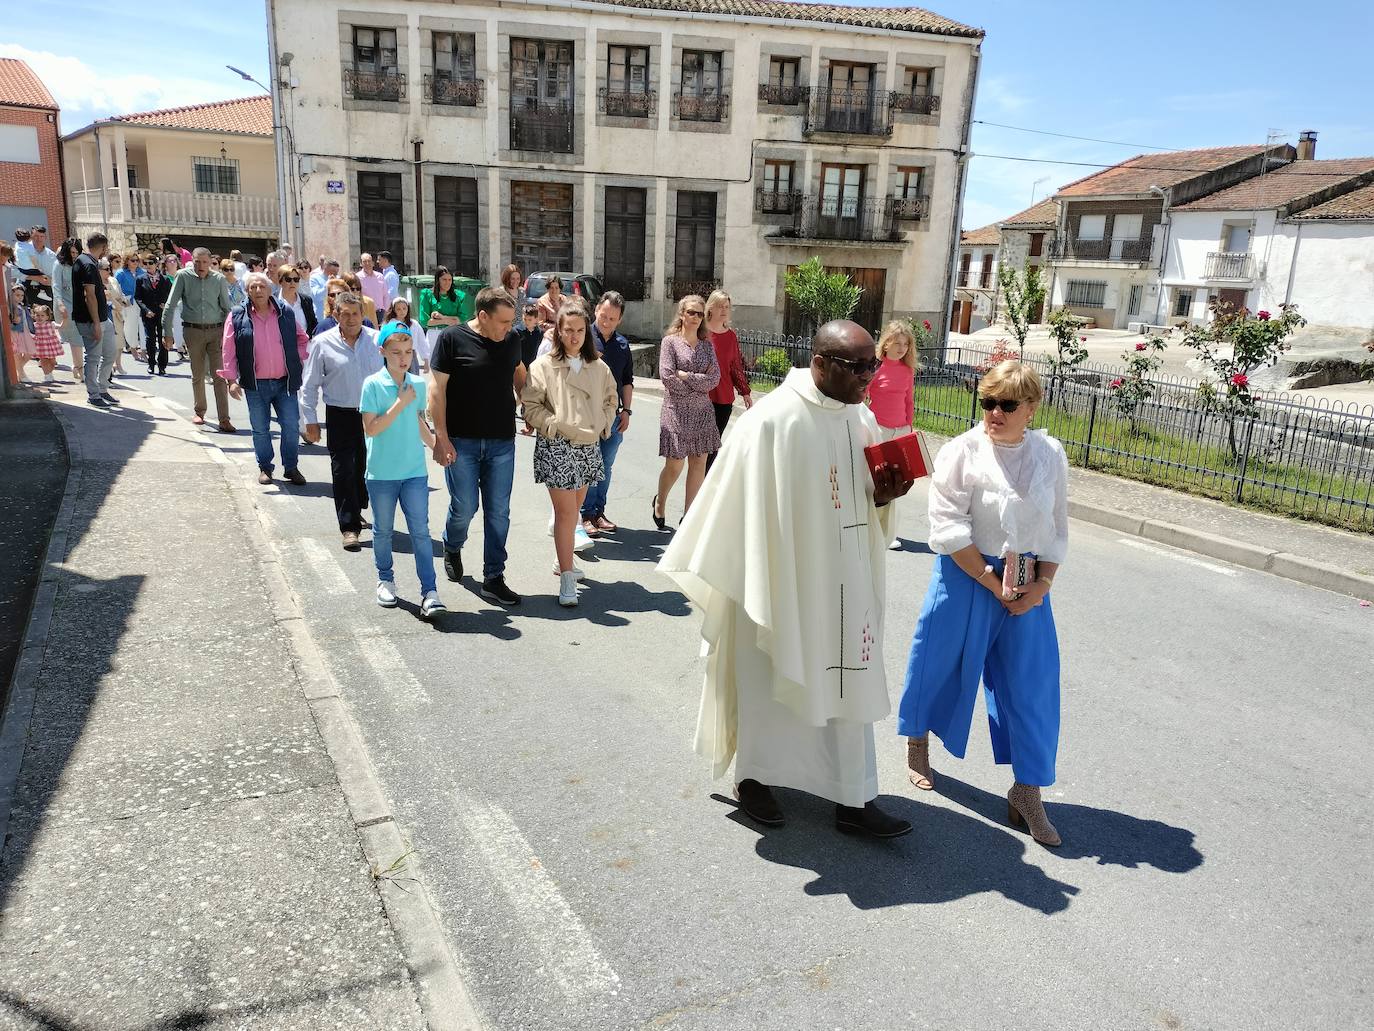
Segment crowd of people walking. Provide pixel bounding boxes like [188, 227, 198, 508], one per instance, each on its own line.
[3, 225, 1071, 845]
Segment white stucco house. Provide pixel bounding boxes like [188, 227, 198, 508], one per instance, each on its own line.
[265, 0, 985, 336]
[953, 220, 997, 331]
[1163, 142, 1374, 345]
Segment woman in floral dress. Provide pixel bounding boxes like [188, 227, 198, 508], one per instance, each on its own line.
[653, 295, 720, 529]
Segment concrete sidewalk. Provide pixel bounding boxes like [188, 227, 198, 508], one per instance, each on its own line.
[0, 387, 442, 1028]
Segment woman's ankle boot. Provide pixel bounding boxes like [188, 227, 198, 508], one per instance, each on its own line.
[1007, 782, 1061, 847]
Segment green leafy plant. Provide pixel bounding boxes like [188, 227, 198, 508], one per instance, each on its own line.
[1180, 301, 1306, 459]
[997, 262, 1047, 356]
[754, 347, 793, 381]
[1108, 337, 1166, 434]
[784, 257, 862, 328]
[905, 317, 935, 352]
[1045, 306, 1090, 403]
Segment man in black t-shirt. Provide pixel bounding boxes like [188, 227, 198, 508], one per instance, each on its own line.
[73, 232, 117, 407]
[429, 286, 525, 606]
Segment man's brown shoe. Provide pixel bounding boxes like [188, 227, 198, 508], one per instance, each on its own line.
[218, 418, 236, 433]
[581, 519, 600, 537]
[341, 531, 361, 551]
[593, 515, 617, 533]
[258, 470, 272, 485]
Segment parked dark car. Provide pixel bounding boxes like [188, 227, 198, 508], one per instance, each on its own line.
[523, 272, 605, 309]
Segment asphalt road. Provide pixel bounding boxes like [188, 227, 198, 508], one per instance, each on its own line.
[128, 360, 1373, 1031]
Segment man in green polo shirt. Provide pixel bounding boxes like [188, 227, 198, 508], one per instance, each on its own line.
[164, 246, 234, 432]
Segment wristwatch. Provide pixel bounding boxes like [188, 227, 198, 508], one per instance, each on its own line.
[622, 408, 632, 415]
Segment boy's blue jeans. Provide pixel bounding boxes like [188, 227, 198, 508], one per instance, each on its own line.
[367, 475, 437, 595]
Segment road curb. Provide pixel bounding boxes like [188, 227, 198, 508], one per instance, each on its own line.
[639, 380, 1374, 601]
[137, 389, 485, 1030]
[0, 403, 77, 855]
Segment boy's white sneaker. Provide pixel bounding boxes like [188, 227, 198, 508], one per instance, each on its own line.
[420, 591, 447, 619]
[376, 581, 398, 608]
[558, 571, 579, 607]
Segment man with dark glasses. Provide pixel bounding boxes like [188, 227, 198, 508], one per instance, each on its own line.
[661, 320, 916, 839]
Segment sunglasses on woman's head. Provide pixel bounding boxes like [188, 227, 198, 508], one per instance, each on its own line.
[824, 354, 881, 375]
[980, 397, 1022, 413]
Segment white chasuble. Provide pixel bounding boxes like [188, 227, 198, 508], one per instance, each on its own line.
[658, 368, 894, 802]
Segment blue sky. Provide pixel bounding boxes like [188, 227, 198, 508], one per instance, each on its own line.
[7, 0, 1372, 229]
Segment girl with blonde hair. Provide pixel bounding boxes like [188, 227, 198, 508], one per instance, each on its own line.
[866, 321, 919, 549]
[704, 289, 752, 472]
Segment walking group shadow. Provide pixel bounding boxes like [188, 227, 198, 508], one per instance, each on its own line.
[719, 775, 1202, 914]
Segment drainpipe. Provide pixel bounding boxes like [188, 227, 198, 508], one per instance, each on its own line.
[265, 0, 291, 249]
[413, 138, 425, 273]
[1149, 184, 1170, 325]
[1282, 221, 1303, 305]
[939, 43, 980, 363]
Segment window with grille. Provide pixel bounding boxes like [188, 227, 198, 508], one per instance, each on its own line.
[434, 33, 476, 80]
[1172, 288, 1194, 318]
[435, 176, 479, 277]
[674, 191, 717, 282]
[192, 156, 240, 195]
[604, 187, 647, 300]
[608, 46, 649, 93]
[358, 172, 405, 263]
[1065, 280, 1107, 307]
[354, 27, 398, 73]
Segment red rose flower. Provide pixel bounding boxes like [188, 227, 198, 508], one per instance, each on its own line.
[1135, 342, 1148, 351]
[1231, 373, 1249, 388]
[1110, 378, 1124, 389]
[922, 319, 932, 331]
[1079, 336, 1087, 342]
[1257, 310, 1270, 321]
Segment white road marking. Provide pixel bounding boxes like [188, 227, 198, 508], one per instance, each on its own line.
[295, 536, 356, 593]
[1116, 538, 1239, 576]
[458, 801, 621, 1002]
[352, 630, 431, 705]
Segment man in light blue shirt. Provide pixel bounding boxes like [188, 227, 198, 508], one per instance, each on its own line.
[377, 251, 401, 306]
[300, 292, 383, 549]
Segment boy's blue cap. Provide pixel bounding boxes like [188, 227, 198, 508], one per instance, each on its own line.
[378, 320, 412, 346]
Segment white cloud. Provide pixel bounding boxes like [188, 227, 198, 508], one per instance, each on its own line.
[0, 44, 244, 126]
[977, 75, 1031, 116]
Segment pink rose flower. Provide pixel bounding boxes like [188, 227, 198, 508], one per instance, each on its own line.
[1135, 342, 1148, 351]
[1079, 336, 1087, 342]
[1231, 373, 1249, 388]
[1110, 378, 1124, 389]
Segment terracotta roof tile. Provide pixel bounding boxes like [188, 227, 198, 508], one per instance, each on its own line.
[1000, 197, 1058, 227]
[961, 223, 1000, 245]
[110, 95, 271, 136]
[583, 0, 983, 37]
[1175, 157, 1374, 212]
[0, 58, 57, 110]
[1054, 145, 1273, 198]
[1292, 181, 1374, 220]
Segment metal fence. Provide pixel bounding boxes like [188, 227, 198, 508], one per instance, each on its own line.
[735, 332, 1374, 531]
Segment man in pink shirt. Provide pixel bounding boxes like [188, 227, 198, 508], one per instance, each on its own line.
[356, 252, 390, 314]
[220, 272, 311, 485]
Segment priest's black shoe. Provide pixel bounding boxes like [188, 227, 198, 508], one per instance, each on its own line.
[836, 801, 912, 839]
[734, 779, 785, 826]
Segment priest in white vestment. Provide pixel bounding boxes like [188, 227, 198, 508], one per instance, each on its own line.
[659, 321, 915, 838]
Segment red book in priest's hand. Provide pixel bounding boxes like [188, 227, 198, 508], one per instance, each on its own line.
[863, 431, 934, 484]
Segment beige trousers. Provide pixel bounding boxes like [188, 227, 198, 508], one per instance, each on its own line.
[184, 324, 228, 419]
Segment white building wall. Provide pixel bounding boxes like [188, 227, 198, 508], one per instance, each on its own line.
[272, 0, 978, 336]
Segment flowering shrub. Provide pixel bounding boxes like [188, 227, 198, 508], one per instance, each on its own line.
[1109, 337, 1167, 433]
[905, 317, 935, 351]
[974, 340, 1023, 374]
[1044, 306, 1089, 402]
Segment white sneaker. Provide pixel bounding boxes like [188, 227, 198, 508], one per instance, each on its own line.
[420, 591, 447, 619]
[376, 581, 397, 607]
[44, 374, 55, 384]
[572, 525, 594, 552]
[547, 513, 556, 536]
[888, 538, 903, 551]
[553, 562, 584, 579]
[558, 571, 579, 607]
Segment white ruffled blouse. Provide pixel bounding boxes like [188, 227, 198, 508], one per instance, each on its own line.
[927, 424, 1070, 564]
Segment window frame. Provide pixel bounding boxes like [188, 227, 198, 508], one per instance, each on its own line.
[191, 156, 240, 195]
[1172, 287, 1195, 319]
[1065, 279, 1107, 307]
[433, 175, 480, 279]
[432, 32, 477, 81]
[1076, 214, 1106, 242]
[674, 190, 717, 282]
[680, 50, 723, 97]
[603, 186, 648, 301]
[607, 44, 650, 95]
[353, 27, 398, 74]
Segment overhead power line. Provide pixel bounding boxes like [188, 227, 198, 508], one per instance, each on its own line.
[969, 152, 1357, 177]
[973, 119, 1179, 152]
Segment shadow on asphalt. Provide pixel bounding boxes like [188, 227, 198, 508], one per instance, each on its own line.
[935, 774, 1204, 873]
[711, 789, 1081, 914]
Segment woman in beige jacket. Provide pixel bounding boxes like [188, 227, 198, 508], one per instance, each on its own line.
[522, 299, 618, 607]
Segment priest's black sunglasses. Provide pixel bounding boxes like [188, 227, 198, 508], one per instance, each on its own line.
[823, 354, 881, 375]
[980, 396, 1023, 413]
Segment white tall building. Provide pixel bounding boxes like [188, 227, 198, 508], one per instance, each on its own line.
[267, 0, 983, 335]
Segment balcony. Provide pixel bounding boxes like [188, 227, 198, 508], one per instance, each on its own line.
[891, 92, 940, 116]
[69, 188, 278, 233]
[597, 87, 657, 119]
[343, 67, 406, 102]
[1049, 237, 1153, 263]
[667, 276, 719, 301]
[602, 273, 649, 302]
[776, 195, 900, 243]
[425, 74, 483, 107]
[673, 92, 729, 123]
[510, 101, 575, 153]
[805, 88, 893, 137]
[1204, 251, 1256, 281]
[755, 188, 799, 215]
[891, 195, 931, 221]
[758, 83, 808, 106]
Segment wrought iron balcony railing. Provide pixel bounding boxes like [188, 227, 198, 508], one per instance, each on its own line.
[426, 74, 483, 107]
[602, 273, 649, 302]
[891, 92, 940, 116]
[758, 83, 808, 106]
[343, 67, 406, 102]
[805, 87, 893, 136]
[673, 92, 729, 123]
[1049, 237, 1153, 262]
[755, 188, 799, 215]
[1204, 251, 1255, 280]
[511, 101, 575, 153]
[597, 87, 657, 118]
[667, 277, 719, 301]
[891, 195, 931, 221]
[777, 195, 900, 243]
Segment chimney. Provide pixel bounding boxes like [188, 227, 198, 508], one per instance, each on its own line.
[1297, 131, 1318, 161]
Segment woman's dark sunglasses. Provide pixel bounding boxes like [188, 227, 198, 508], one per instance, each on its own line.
[825, 354, 881, 375]
[980, 397, 1022, 413]
[281, 276, 300, 283]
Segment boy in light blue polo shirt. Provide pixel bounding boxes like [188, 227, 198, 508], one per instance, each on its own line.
[360, 321, 445, 618]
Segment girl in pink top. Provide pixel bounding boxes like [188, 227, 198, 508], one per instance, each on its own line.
[867, 320, 918, 549]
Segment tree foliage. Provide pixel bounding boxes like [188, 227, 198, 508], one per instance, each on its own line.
[997, 262, 1047, 355]
[784, 257, 862, 328]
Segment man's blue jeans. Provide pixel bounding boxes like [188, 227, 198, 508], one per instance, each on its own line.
[581, 422, 624, 520]
[367, 475, 437, 595]
[244, 377, 299, 474]
[442, 437, 515, 581]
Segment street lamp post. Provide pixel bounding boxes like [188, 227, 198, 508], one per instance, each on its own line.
[227, 64, 292, 253]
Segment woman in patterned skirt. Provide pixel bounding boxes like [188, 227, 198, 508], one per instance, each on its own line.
[522, 299, 618, 608]
[653, 295, 721, 529]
